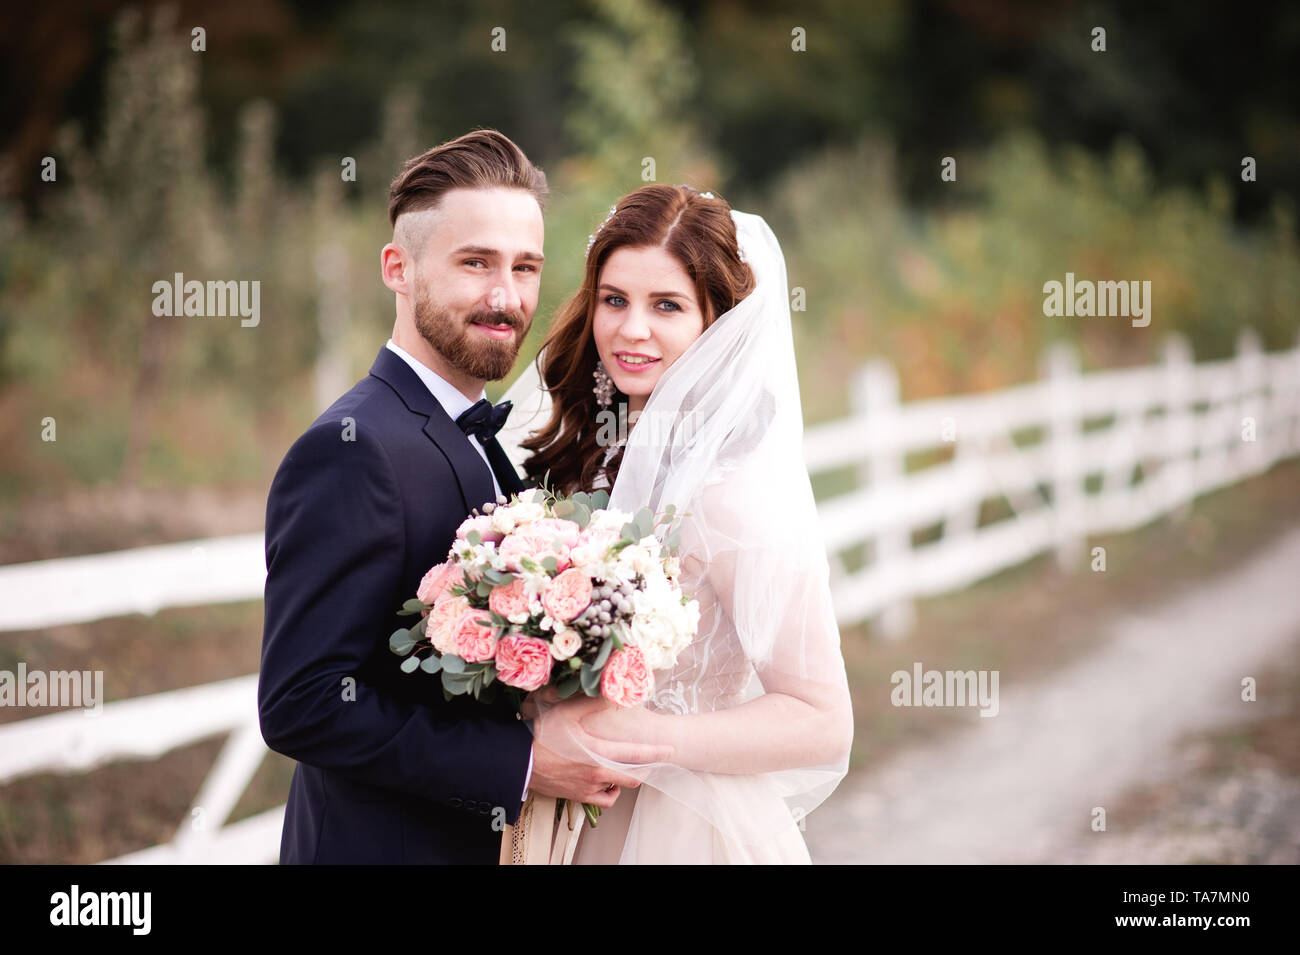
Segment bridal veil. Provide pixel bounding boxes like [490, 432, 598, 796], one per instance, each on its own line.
[497, 209, 853, 863]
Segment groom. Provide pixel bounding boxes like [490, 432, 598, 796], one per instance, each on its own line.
[258, 130, 654, 864]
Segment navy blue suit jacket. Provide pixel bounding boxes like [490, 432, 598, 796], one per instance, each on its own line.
[259, 345, 534, 864]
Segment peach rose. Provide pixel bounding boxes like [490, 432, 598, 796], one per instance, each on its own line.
[541, 568, 594, 623]
[549, 629, 583, 660]
[600, 646, 654, 708]
[417, 560, 460, 606]
[494, 635, 554, 691]
[488, 576, 531, 622]
[426, 595, 471, 654]
[451, 609, 498, 663]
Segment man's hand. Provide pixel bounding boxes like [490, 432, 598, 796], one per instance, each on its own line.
[524, 691, 674, 807]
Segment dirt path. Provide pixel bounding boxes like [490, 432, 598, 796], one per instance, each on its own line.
[806, 525, 1300, 864]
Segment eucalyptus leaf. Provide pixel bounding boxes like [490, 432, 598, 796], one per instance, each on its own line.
[593, 636, 615, 669]
[399, 656, 421, 673]
[388, 628, 413, 654]
[541, 556, 558, 574]
[441, 654, 467, 674]
[420, 655, 442, 674]
[580, 663, 601, 694]
[467, 530, 482, 546]
[442, 671, 473, 694]
[556, 675, 582, 699]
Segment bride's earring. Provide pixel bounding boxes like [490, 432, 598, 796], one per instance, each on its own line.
[592, 361, 615, 409]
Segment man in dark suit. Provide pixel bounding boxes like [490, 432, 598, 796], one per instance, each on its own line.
[258, 130, 661, 864]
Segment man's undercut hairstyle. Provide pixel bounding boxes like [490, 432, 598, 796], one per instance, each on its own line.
[388, 128, 548, 230]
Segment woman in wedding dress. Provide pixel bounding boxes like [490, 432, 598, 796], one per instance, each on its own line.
[496, 185, 853, 864]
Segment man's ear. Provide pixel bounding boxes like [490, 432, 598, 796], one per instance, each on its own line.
[380, 243, 409, 295]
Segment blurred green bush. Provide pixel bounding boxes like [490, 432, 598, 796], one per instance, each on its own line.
[1, 0, 1296, 499]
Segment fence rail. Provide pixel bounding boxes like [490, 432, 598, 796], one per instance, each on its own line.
[1, 329, 1296, 863]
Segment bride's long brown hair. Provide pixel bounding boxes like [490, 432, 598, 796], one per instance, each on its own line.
[521, 185, 756, 494]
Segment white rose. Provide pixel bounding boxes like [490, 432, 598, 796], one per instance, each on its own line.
[615, 544, 650, 576]
[628, 610, 687, 671]
[510, 501, 546, 525]
[489, 509, 517, 535]
[588, 508, 632, 533]
[550, 629, 583, 660]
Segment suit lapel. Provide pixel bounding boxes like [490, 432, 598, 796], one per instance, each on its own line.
[368, 346, 499, 513]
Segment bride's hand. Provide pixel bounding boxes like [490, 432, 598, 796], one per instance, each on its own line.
[528, 690, 675, 765]
[574, 697, 666, 751]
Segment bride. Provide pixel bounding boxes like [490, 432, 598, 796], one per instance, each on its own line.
[496, 184, 853, 864]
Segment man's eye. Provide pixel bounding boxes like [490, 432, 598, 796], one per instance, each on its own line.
[464, 259, 486, 268]
[515, 264, 538, 274]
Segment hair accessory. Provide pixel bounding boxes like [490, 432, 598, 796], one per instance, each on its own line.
[585, 205, 619, 258]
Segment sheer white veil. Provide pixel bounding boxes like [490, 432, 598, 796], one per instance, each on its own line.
[498, 210, 852, 862]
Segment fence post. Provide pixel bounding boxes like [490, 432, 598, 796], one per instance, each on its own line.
[1161, 334, 1195, 522]
[854, 358, 915, 639]
[1043, 342, 1084, 572]
[1234, 327, 1267, 478]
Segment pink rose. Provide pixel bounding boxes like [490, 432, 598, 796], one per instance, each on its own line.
[417, 560, 460, 606]
[498, 531, 571, 574]
[600, 646, 654, 708]
[530, 518, 582, 549]
[541, 568, 593, 623]
[451, 609, 498, 663]
[494, 635, 554, 691]
[427, 595, 471, 654]
[488, 576, 531, 621]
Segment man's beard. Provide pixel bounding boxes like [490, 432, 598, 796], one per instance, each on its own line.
[412, 285, 527, 382]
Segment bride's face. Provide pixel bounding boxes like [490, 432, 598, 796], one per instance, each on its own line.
[592, 245, 705, 415]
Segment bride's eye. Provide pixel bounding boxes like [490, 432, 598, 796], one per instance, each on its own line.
[603, 294, 626, 308]
[657, 299, 682, 312]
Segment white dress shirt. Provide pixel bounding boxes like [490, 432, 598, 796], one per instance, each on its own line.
[383, 338, 532, 800]
[384, 338, 503, 501]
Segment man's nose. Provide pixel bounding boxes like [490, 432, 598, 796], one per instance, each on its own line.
[488, 278, 525, 316]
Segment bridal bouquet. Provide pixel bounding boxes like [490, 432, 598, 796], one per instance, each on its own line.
[389, 486, 699, 718]
[390, 487, 699, 839]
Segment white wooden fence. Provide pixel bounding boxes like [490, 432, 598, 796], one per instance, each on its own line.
[0, 329, 1296, 863]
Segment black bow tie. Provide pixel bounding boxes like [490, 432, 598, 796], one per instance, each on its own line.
[456, 398, 512, 444]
